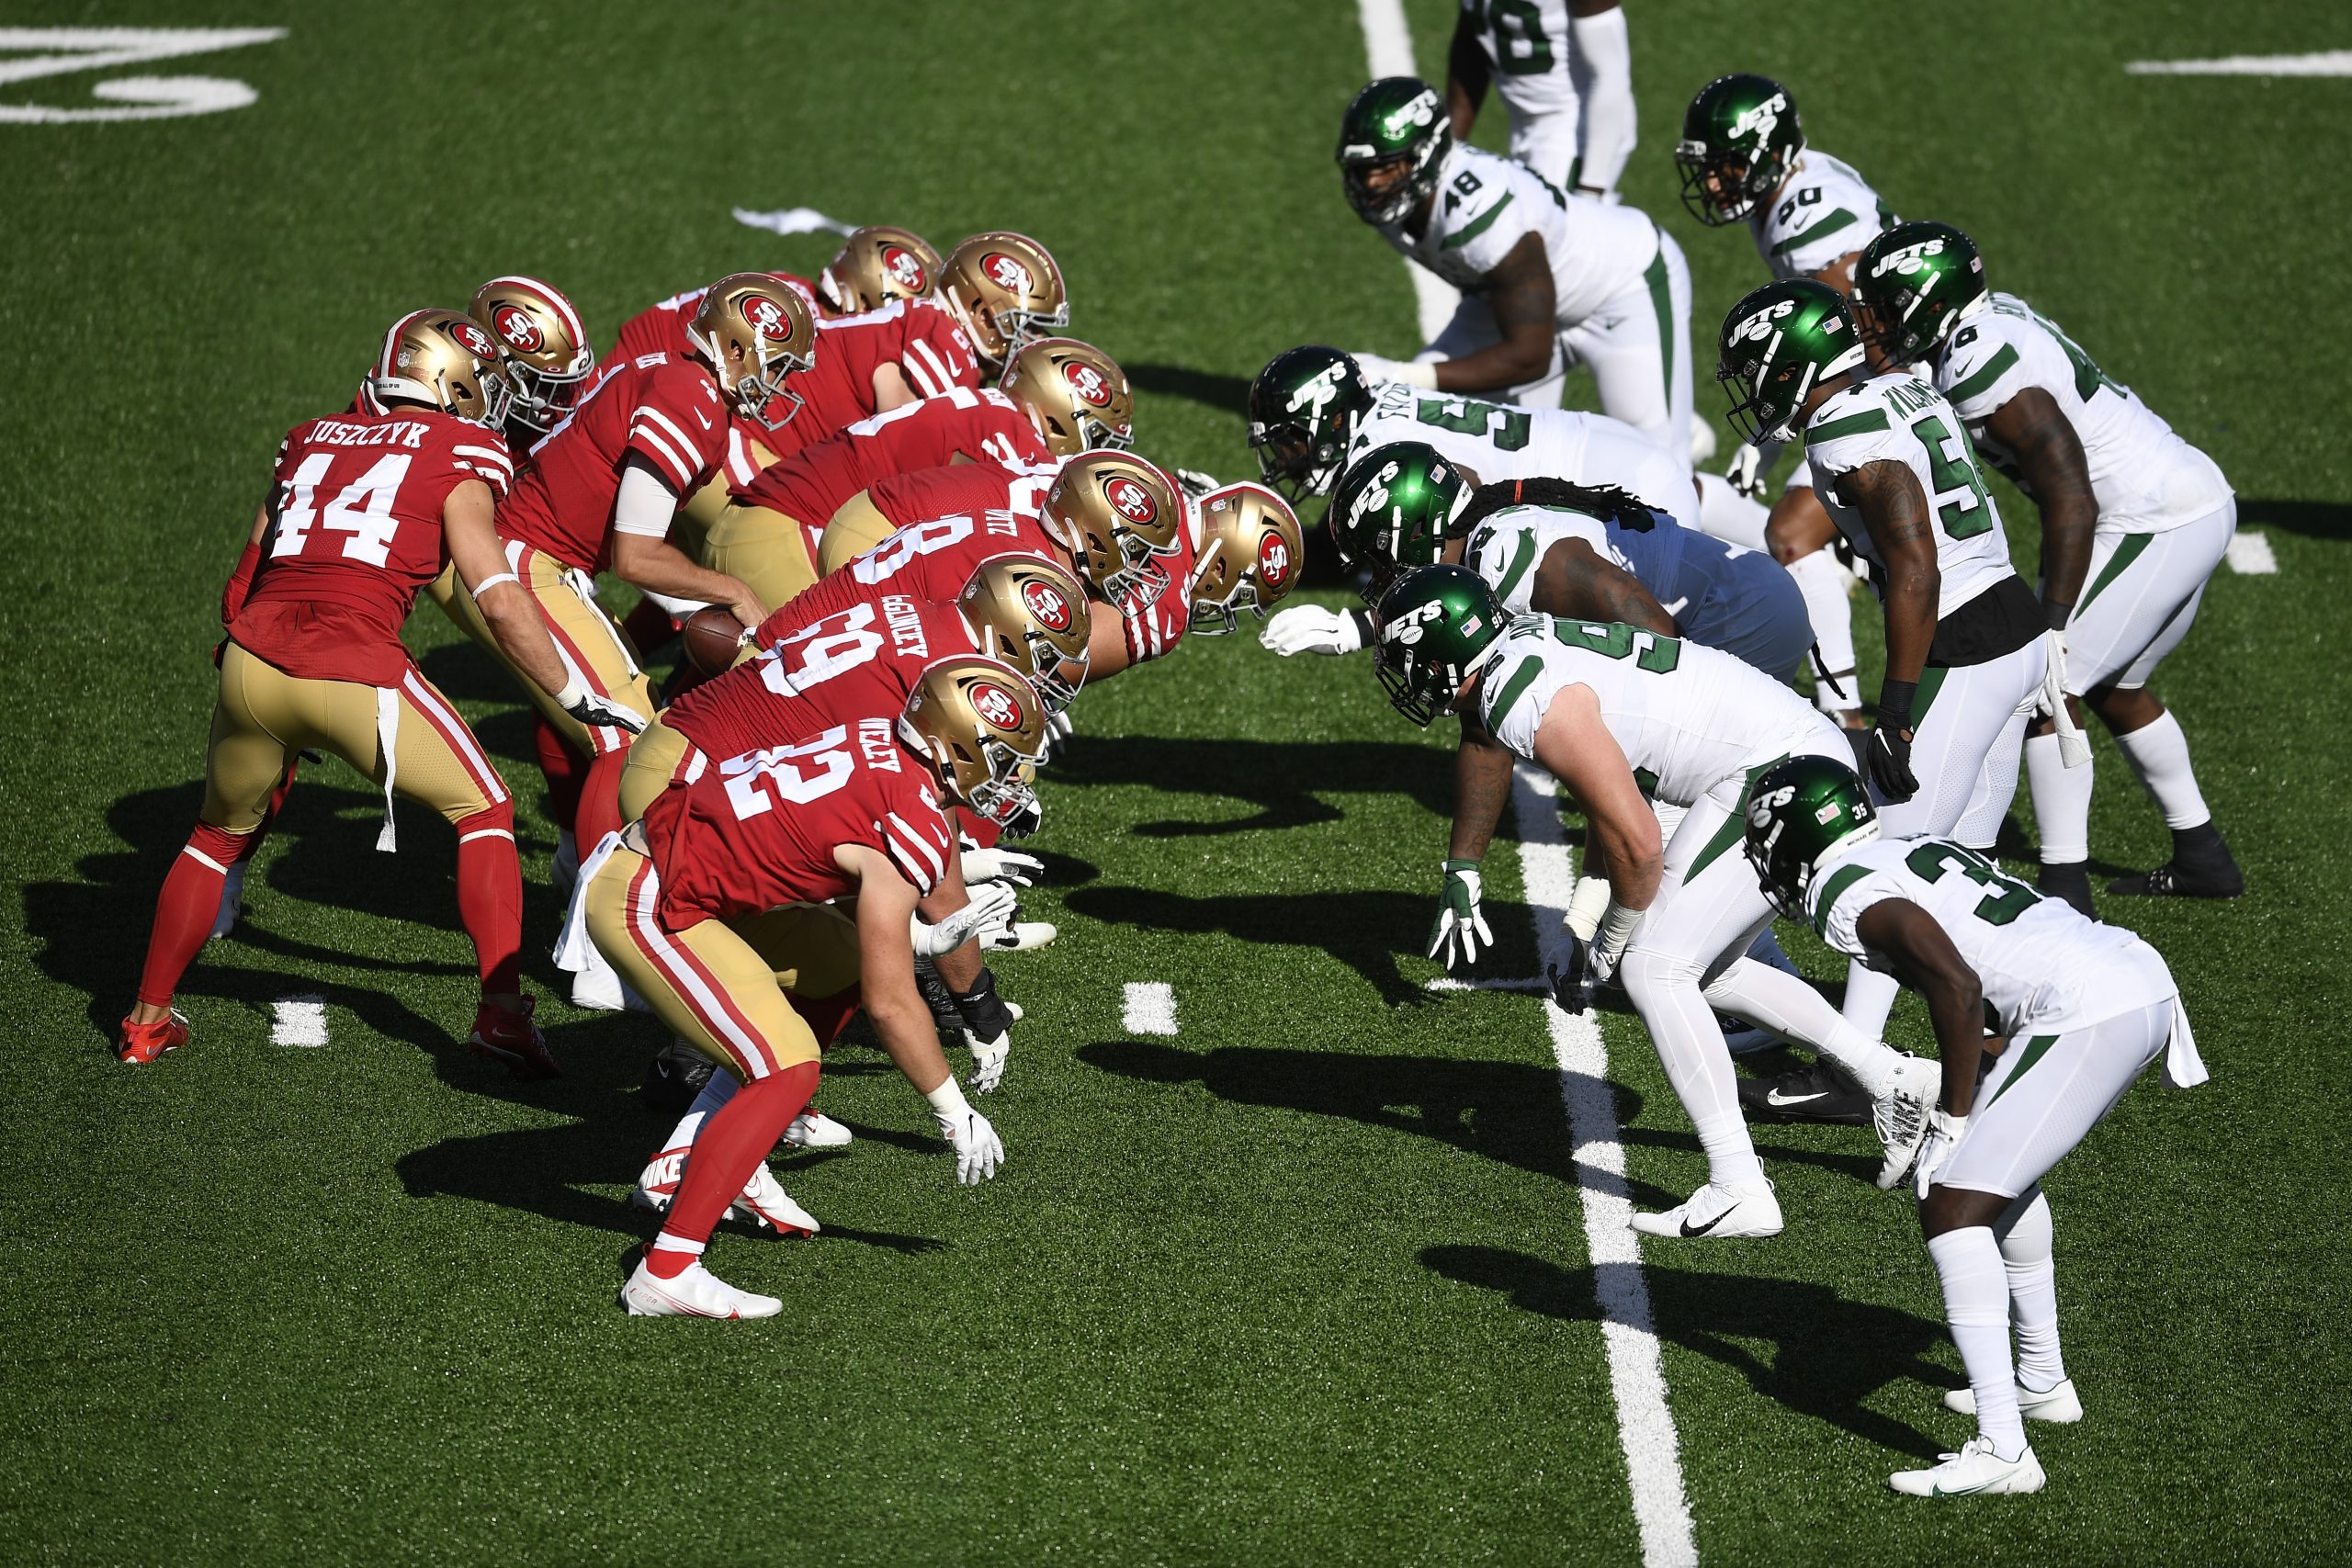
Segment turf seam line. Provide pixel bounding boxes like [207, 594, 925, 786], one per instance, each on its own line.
[1511, 762, 1699, 1568]
[1121, 982, 1178, 1036]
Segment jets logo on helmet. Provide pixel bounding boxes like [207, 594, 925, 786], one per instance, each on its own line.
[1063, 361, 1113, 408]
[1869, 236, 1948, 279]
[1380, 88, 1440, 141]
[984, 253, 1034, 294]
[1729, 299, 1798, 345]
[1288, 362, 1345, 416]
[743, 294, 792, 339]
[883, 244, 928, 293]
[1258, 533, 1293, 590]
[1725, 91, 1789, 144]
[1021, 578, 1074, 633]
[447, 319, 500, 361]
[971, 681, 1023, 730]
[1105, 474, 1158, 524]
[1381, 596, 1448, 646]
[490, 303, 544, 355]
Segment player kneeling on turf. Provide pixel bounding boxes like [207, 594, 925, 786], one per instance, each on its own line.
[1744, 755, 2204, 1495]
[581, 657, 1046, 1318]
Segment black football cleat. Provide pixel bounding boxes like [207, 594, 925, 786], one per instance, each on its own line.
[1738, 1060, 1871, 1125]
[2108, 822, 2244, 899]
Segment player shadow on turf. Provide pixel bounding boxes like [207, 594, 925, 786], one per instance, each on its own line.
[1422, 1244, 1955, 1457]
[1126, 362, 1250, 417]
[1050, 736, 1475, 841]
[2237, 498, 2350, 540]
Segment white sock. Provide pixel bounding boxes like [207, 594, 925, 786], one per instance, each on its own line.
[1705, 957, 1902, 1098]
[1691, 470, 1769, 551]
[1788, 549, 1859, 711]
[1929, 1227, 2029, 1461]
[1693, 1109, 1766, 1189]
[2024, 731, 2095, 865]
[664, 1068, 741, 1151]
[1618, 949, 1764, 1189]
[1840, 961, 1901, 1043]
[1996, 1189, 2065, 1392]
[2111, 709, 2210, 829]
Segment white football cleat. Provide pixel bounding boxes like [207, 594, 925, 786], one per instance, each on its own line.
[1944, 1377, 2083, 1424]
[783, 1111, 853, 1150]
[209, 860, 248, 942]
[1872, 1054, 1941, 1190]
[1631, 1179, 1782, 1239]
[1889, 1435, 2046, 1496]
[619, 1255, 781, 1319]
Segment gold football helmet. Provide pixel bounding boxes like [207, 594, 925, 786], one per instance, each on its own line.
[1041, 452, 1183, 607]
[469, 276, 594, 434]
[899, 656, 1051, 829]
[938, 231, 1069, 370]
[1000, 337, 1133, 457]
[369, 308, 512, 429]
[819, 225, 944, 315]
[687, 273, 818, 431]
[1189, 481, 1306, 634]
[959, 554, 1093, 709]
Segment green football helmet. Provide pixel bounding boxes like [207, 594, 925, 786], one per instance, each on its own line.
[1854, 220, 1989, 365]
[1675, 73, 1804, 227]
[1248, 345, 1374, 502]
[1717, 279, 1867, 445]
[1328, 441, 1468, 602]
[1373, 565, 1509, 728]
[1337, 76, 1453, 227]
[1743, 754, 1880, 918]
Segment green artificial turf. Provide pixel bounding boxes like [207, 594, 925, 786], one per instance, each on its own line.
[2, 2, 2346, 1562]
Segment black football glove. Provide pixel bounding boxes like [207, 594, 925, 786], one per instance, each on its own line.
[1866, 723, 1918, 801]
[1548, 932, 1595, 1013]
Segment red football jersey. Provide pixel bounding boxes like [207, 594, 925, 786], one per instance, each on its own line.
[733, 385, 1048, 534]
[663, 593, 978, 764]
[499, 351, 728, 572]
[231, 410, 513, 687]
[1116, 518, 1198, 668]
[869, 457, 1058, 533]
[754, 506, 1063, 648]
[757, 299, 987, 467]
[642, 714, 958, 927]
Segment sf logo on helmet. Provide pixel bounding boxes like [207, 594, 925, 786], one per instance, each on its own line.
[1062, 362, 1113, 409]
[491, 303, 545, 355]
[1257, 533, 1294, 589]
[983, 253, 1034, 295]
[1726, 91, 1789, 143]
[448, 320, 501, 361]
[971, 681, 1024, 730]
[1021, 577, 1073, 633]
[744, 294, 792, 341]
[1104, 475, 1158, 524]
[883, 245, 928, 293]
[1870, 238, 1946, 279]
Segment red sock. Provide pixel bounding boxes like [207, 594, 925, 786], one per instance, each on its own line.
[649, 1061, 818, 1275]
[453, 801, 524, 998]
[789, 986, 862, 1047]
[575, 749, 628, 849]
[534, 717, 590, 835]
[136, 823, 249, 1008]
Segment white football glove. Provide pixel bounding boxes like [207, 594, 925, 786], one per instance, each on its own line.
[978, 914, 1057, 952]
[910, 880, 1018, 958]
[1260, 604, 1364, 658]
[1913, 1107, 1968, 1201]
[933, 1101, 1005, 1184]
[2038, 628, 2092, 767]
[555, 675, 647, 736]
[1041, 707, 1074, 761]
[1427, 860, 1493, 971]
[1174, 468, 1220, 502]
[965, 1030, 1011, 1093]
[1723, 439, 1781, 501]
[961, 847, 1044, 888]
[1351, 352, 1437, 390]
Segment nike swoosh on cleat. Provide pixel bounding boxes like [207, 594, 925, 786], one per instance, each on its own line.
[1680, 1206, 1737, 1237]
[1764, 1089, 1829, 1107]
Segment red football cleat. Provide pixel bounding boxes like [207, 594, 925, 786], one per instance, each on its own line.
[117, 1010, 189, 1066]
[468, 996, 560, 1080]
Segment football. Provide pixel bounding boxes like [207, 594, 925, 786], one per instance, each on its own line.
[681, 605, 750, 676]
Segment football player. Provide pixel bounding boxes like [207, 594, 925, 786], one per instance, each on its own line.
[1745, 755, 2202, 1495]
[1717, 280, 2049, 1056]
[1853, 222, 2243, 908]
[933, 231, 1070, 378]
[121, 310, 638, 1070]
[451, 274, 804, 859]
[469, 275, 597, 450]
[1335, 77, 1700, 466]
[818, 224, 944, 315]
[1182, 481, 1308, 638]
[1445, 0, 1635, 202]
[587, 660, 1046, 1316]
[1372, 567, 1939, 1235]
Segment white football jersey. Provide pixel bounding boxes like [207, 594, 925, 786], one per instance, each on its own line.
[1936, 292, 2229, 536]
[1459, 0, 1577, 114]
[1476, 615, 1829, 803]
[1748, 151, 1896, 282]
[1384, 143, 1661, 323]
[1811, 835, 2177, 1035]
[1348, 381, 1689, 510]
[1804, 373, 2017, 618]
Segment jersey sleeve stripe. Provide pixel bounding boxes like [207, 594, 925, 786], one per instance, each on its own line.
[635, 406, 706, 461]
[883, 830, 938, 892]
[629, 423, 698, 489]
[1944, 343, 2022, 404]
[1804, 407, 1891, 444]
[905, 339, 954, 398]
[453, 443, 514, 471]
[1770, 208, 1858, 257]
[1485, 652, 1547, 728]
[1441, 192, 1515, 251]
[1809, 863, 1874, 939]
[885, 812, 945, 883]
[1490, 529, 1539, 607]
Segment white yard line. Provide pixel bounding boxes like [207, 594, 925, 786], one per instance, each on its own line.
[1512, 764, 1698, 1568]
[2125, 51, 2352, 76]
[271, 995, 328, 1048]
[1424, 975, 1554, 993]
[1121, 982, 1179, 1036]
[1351, 0, 1464, 344]
[2226, 528, 2279, 575]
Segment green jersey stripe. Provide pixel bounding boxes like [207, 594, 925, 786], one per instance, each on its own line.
[2078, 532, 2153, 612]
[1769, 207, 1857, 257]
[1810, 863, 1873, 939]
[1442, 193, 1516, 251]
[1945, 343, 2021, 404]
[1805, 407, 1890, 445]
[1489, 528, 1539, 607]
[1987, 1034, 2062, 1105]
[1486, 653, 1545, 728]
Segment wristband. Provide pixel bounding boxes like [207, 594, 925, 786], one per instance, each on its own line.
[469, 571, 521, 602]
[1877, 677, 1917, 728]
[952, 967, 1017, 1039]
[554, 673, 589, 709]
[1442, 857, 1482, 874]
[1347, 607, 1376, 645]
[2042, 597, 2075, 632]
[922, 1075, 971, 1115]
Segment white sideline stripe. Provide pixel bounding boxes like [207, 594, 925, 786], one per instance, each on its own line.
[272, 995, 328, 1048]
[2226, 528, 2278, 575]
[1121, 982, 1178, 1036]
[1511, 762, 1698, 1568]
[2126, 51, 2352, 76]
[1352, 0, 1464, 344]
[1425, 975, 1553, 992]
